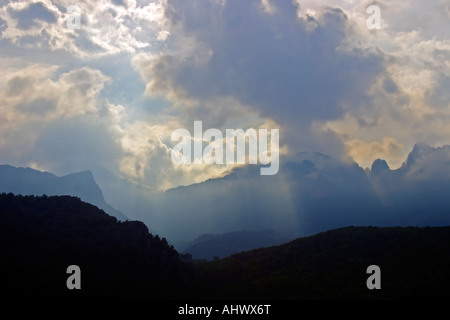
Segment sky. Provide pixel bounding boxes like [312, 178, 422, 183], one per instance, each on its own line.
[1, 0, 450, 199]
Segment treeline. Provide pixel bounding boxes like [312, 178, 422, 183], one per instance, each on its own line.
[2, 193, 450, 300]
[0, 193, 186, 299]
[187, 226, 450, 299]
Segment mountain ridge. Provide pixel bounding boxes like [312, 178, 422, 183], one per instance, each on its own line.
[142, 143, 450, 247]
[0, 164, 127, 221]
[182, 229, 292, 260]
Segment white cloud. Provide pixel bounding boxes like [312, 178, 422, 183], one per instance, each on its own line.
[345, 137, 405, 169]
[0, 0, 168, 58]
[0, 57, 262, 191]
[133, 0, 387, 165]
[260, 0, 276, 14]
[0, 60, 121, 168]
[1, 0, 449, 193]
[321, 7, 450, 167]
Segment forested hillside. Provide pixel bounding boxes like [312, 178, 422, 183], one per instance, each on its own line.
[187, 226, 450, 299]
[2, 193, 450, 300]
[0, 193, 185, 299]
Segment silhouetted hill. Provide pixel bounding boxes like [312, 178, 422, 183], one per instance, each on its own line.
[188, 226, 450, 299]
[0, 164, 127, 221]
[0, 193, 185, 299]
[3, 193, 450, 300]
[183, 230, 292, 260]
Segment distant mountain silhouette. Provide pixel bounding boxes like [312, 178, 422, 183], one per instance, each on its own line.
[139, 144, 450, 247]
[0, 193, 185, 299]
[182, 230, 291, 260]
[0, 164, 127, 221]
[370, 159, 390, 175]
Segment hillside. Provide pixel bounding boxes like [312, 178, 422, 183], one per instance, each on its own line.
[0, 193, 185, 299]
[183, 230, 292, 260]
[188, 226, 450, 299]
[2, 192, 450, 300]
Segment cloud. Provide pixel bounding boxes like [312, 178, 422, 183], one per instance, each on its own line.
[346, 137, 405, 169]
[0, 61, 109, 124]
[322, 31, 450, 166]
[402, 144, 450, 180]
[0, 60, 122, 174]
[117, 119, 234, 190]
[0, 56, 243, 191]
[1, 0, 449, 196]
[133, 0, 386, 164]
[310, 1, 450, 167]
[0, 0, 168, 57]
[9, 1, 57, 30]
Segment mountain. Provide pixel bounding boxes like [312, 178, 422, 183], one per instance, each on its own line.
[188, 226, 450, 299]
[137, 144, 450, 248]
[369, 144, 450, 225]
[142, 150, 384, 245]
[0, 193, 185, 299]
[182, 229, 292, 260]
[0, 164, 127, 221]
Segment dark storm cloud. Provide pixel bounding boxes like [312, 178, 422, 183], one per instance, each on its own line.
[158, 0, 384, 127]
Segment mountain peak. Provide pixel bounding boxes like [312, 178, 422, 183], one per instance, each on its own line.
[405, 143, 434, 167]
[62, 170, 95, 181]
[371, 159, 390, 175]
[59, 170, 104, 204]
[74, 170, 93, 177]
[0, 165, 127, 221]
